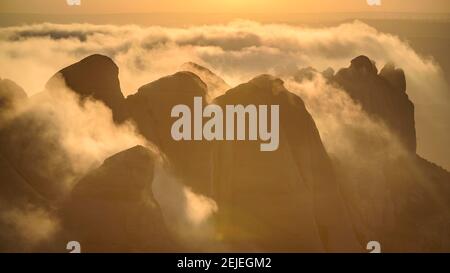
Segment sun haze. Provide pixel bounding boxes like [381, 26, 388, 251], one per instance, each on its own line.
[0, 0, 449, 14]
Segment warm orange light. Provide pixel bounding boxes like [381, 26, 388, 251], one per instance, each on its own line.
[0, 0, 449, 14]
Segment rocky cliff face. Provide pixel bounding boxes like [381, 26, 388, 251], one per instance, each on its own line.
[212, 75, 361, 252]
[60, 145, 176, 252]
[46, 54, 127, 122]
[333, 55, 416, 152]
[125, 71, 212, 195]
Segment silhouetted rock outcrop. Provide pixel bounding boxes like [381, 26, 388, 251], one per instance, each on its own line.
[61, 145, 176, 252]
[329, 56, 450, 252]
[212, 75, 361, 252]
[380, 62, 406, 93]
[46, 54, 127, 122]
[125, 72, 212, 195]
[334, 55, 416, 152]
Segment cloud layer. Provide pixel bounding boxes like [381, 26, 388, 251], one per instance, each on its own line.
[0, 20, 448, 169]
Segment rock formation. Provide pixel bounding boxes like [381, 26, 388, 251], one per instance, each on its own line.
[46, 54, 127, 122]
[333, 55, 416, 152]
[125, 71, 212, 195]
[60, 145, 176, 252]
[212, 75, 361, 252]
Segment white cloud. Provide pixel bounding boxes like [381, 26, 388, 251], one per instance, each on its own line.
[0, 20, 448, 168]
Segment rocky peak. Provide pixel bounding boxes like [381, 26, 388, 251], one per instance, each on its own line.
[45, 54, 127, 122]
[61, 145, 175, 252]
[334, 56, 416, 152]
[350, 55, 378, 75]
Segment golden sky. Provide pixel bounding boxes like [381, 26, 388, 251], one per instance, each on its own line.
[0, 0, 449, 14]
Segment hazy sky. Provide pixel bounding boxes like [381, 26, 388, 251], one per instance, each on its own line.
[0, 0, 449, 14]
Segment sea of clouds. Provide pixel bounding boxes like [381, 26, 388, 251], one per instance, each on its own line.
[0, 20, 449, 251]
[0, 20, 448, 169]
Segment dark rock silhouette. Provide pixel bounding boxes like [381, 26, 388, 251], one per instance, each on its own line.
[212, 75, 361, 252]
[125, 71, 212, 195]
[333, 55, 416, 152]
[349, 55, 378, 74]
[326, 56, 450, 252]
[60, 145, 176, 252]
[380, 62, 406, 93]
[46, 54, 127, 122]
